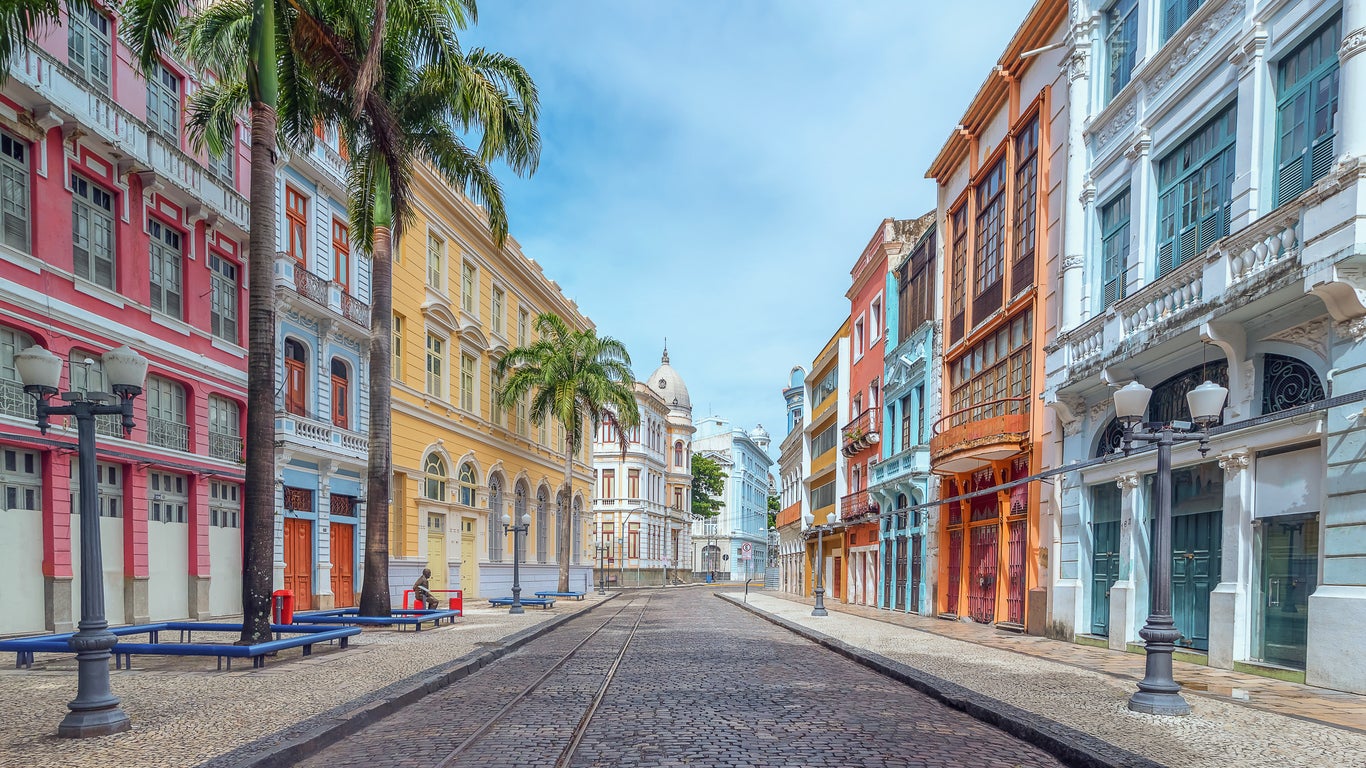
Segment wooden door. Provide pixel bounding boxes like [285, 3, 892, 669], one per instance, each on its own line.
[285, 343, 307, 416]
[283, 517, 313, 610]
[331, 372, 348, 428]
[460, 517, 476, 597]
[832, 556, 841, 599]
[1170, 510, 1221, 651]
[1005, 519, 1027, 625]
[330, 522, 355, 607]
[968, 524, 999, 623]
[1091, 520, 1120, 636]
[427, 513, 447, 593]
[910, 534, 923, 614]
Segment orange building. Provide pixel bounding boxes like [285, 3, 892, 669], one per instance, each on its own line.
[925, 0, 1066, 633]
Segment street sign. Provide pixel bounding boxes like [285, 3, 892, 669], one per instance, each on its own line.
[739, 542, 753, 560]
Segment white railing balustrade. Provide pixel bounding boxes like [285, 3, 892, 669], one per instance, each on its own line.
[1120, 259, 1203, 337]
[1227, 212, 1301, 285]
[1067, 317, 1104, 365]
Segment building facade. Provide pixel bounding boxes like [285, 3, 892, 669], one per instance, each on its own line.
[389, 166, 596, 602]
[871, 215, 940, 615]
[802, 323, 850, 600]
[776, 366, 807, 596]
[1, 5, 251, 632]
[690, 416, 773, 581]
[1044, 0, 1366, 693]
[926, 0, 1067, 633]
[592, 354, 695, 587]
[271, 125, 371, 611]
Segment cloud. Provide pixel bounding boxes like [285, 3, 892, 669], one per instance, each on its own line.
[465, 1, 1027, 460]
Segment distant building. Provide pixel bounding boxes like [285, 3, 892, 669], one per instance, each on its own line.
[802, 322, 850, 599]
[592, 348, 695, 587]
[776, 366, 807, 596]
[691, 416, 773, 581]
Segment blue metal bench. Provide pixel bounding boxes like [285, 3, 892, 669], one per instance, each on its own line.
[292, 608, 459, 631]
[488, 597, 555, 609]
[534, 591, 585, 601]
[0, 622, 360, 671]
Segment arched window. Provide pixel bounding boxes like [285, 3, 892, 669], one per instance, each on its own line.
[457, 462, 476, 506]
[571, 496, 583, 565]
[536, 488, 548, 564]
[330, 357, 349, 428]
[0, 326, 36, 420]
[555, 490, 566, 562]
[514, 482, 528, 563]
[1261, 354, 1324, 414]
[1095, 361, 1229, 458]
[488, 477, 504, 562]
[284, 338, 307, 416]
[423, 453, 447, 500]
[674, 440, 684, 467]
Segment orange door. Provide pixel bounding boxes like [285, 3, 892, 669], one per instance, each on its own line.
[285, 358, 307, 416]
[330, 522, 355, 607]
[833, 556, 842, 599]
[284, 517, 313, 610]
[331, 374, 348, 428]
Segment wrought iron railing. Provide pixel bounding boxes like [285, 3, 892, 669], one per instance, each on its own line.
[291, 258, 329, 307]
[840, 408, 880, 456]
[146, 416, 190, 452]
[208, 429, 243, 462]
[840, 489, 879, 521]
[0, 378, 35, 421]
[340, 290, 371, 327]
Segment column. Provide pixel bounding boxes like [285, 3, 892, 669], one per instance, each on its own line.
[1208, 451, 1251, 669]
[42, 449, 75, 632]
[1229, 28, 1269, 229]
[1337, 0, 1366, 161]
[124, 463, 150, 625]
[1053, 471, 1084, 637]
[1109, 472, 1142, 652]
[316, 468, 334, 610]
[188, 472, 211, 620]
[1060, 15, 1093, 331]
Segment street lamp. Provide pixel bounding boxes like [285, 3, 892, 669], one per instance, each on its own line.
[501, 510, 532, 614]
[595, 537, 610, 594]
[801, 510, 828, 617]
[17, 344, 147, 738]
[1112, 377, 1227, 716]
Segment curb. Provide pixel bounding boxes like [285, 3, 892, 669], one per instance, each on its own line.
[719, 594, 1164, 768]
[205, 595, 620, 768]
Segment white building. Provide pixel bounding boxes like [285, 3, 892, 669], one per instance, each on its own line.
[691, 416, 774, 581]
[776, 366, 808, 596]
[591, 348, 694, 586]
[1045, 0, 1366, 693]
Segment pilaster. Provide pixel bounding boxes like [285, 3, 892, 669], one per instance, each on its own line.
[1336, 1, 1366, 161]
[1208, 449, 1251, 670]
[1110, 472, 1144, 651]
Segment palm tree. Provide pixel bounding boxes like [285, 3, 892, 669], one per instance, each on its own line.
[495, 313, 640, 593]
[178, 0, 539, 616]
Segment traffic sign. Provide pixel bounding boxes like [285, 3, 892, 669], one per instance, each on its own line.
[739, 542, 753, 560]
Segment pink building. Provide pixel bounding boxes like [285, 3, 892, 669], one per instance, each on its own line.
[1, 3, 250, 633]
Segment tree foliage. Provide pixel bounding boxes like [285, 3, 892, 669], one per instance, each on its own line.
[690, 454, 727, 520]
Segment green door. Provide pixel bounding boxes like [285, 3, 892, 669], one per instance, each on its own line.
[1091, 521, 1120, 636]
[1170, 510, 1221, 651]
[1257, 515, 1317, 668]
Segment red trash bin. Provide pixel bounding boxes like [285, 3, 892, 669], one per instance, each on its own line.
[271, 589, 294, 624]
[448, 590, 463, 616]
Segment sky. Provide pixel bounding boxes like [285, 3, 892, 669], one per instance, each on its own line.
[463, 1, 1027, 462]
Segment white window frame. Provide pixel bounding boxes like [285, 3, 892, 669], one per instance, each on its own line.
[146, 62, 181, 141]
[0, 447, 41, 512]
[148, 219, 183, 318]
[461, 259, 478, 315]
[426, 231, 445, 292]
[71, 173, 116, 290]
[208, 253, 239, 343]
[209, 480, 240, 527]
[425, 332, 446, 399]
[460, 352, 476, 412]
[148, 470, 187, 523]
[67, 6, 111, 88]
[0, 130, 31, 253]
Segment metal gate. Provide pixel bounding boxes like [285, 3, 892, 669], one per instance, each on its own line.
[968, 525, 999, 623]
[946, 529, 962, 616]
[894, 536, 908, 609]
[1006, 519, 1026, 625]
[910, 533, 923, 614]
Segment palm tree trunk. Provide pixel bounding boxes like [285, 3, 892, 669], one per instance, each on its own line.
[559, 434, 573, 593]
[241, 0, 277, 645]
[360, 174, 393, 616]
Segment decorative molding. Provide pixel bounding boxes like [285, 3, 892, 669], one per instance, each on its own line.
[1341, 26, 1366, 62]
[1080, 176, 1097, 206]
[1217, 450, 1249, 474]
[1228, 25, 1267, 78]
[1263, 317, 1330, 361]
[1149, 0, 1246, 93]
[1064, 47, 1090, 82]
[1123, 130, 1152, 161]
[1089, 401, 1111, 426]
[1336, 316, 1366, 343]
[1063, 254, 1084, 270]
[1095, 101, 1135, 148]
[1116, 473, 1140, 491]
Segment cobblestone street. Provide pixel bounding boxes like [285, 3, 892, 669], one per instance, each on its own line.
[297, 589, 1066, 768]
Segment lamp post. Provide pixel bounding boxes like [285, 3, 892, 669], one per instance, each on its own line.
[1112, 378, 1228, 716]
[17, 345, 147, 738]
[802, 510, 828, 617]
[595, 531, 609, 595]
[502, 510, 532, 614]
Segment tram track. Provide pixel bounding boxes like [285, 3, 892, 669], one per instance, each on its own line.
[428, 594, 652, 768]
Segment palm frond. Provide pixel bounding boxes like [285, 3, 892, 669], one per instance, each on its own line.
[121, 0, 187, 74]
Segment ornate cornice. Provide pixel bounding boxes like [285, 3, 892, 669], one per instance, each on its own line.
[1064, 47, 1090, 82]
[1149, 0, 1246, 93]
[1341, 26, 1366, 63]
[1337, 316, 1366, 343]
[1094, 101, 1136, 148]
[1263, 317, 1330, 361]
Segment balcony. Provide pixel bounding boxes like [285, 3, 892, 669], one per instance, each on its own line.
[277, 410, 368, 461]
[840, 489, 879, 522]
[0, 379, 36, 422]
[929, 397, 1030, 474]
[208, 429, 243, 462]
[146, 416, 190, 452]
[274, 253, 372, 331]
[8, 45, 146, 168]
[840, 408, 880, 457]
[146, 131, 249, 231]
[869, 446, 930, 487]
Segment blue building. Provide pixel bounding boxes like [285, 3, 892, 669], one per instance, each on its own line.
[690, 416, 773, 580]
[271, 132, 372, 610]
[870, 216, 938, 614]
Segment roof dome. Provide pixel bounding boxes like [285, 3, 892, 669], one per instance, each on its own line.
[648, 345, 691, 412]
[749, 424, 770, 442]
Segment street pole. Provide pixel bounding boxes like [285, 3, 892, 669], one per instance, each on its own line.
[813, 525, 828, 617]
[502, 512, 531, 614]
[1113, 379, 1226, 716]
[17, 344, 147, 738]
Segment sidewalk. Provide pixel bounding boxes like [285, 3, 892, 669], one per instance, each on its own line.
[0, 596, 614, 768]
[737, 591, 1366, 768]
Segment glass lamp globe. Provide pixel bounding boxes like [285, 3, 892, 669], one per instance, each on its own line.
[15, 345, 62, 393]
[501, 513, 512, 526]
[1113, 381, 1152, 424]
[520, 513, 531, 526]
[1186, 380, 1228, 425]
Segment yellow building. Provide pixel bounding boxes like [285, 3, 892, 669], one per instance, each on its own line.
[804, 320, 849, 601]
[389, 168, 597, 601]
